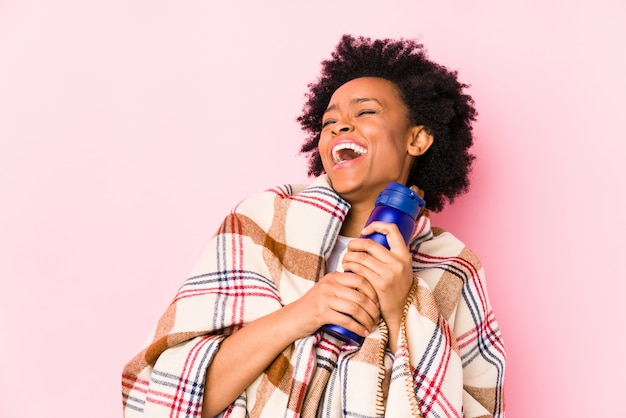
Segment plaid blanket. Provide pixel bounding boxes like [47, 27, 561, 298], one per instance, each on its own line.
[122, 175, 505, 417]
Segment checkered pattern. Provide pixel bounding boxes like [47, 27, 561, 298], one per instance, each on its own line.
[122, 175, 505, 417]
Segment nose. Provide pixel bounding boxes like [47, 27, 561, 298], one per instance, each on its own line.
[332, 120, 353, 135]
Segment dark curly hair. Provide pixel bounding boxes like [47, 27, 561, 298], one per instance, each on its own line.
[298, 35, 477, 212]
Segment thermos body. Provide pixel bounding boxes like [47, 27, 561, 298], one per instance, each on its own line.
[361, 205, 417, 249]
[321, 182, 425, 345]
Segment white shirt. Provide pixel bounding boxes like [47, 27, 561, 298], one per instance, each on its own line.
[326, 235, 354, 273]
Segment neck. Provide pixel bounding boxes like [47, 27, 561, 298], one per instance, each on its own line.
[340, 201, 374, 238]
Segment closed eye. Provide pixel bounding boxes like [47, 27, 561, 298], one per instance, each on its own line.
[357, 109, 376, 116]
[322, 119, 336, 128]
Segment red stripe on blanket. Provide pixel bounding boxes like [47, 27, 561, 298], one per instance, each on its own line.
[266, 184, 349, 221]
[440, 254, 504, 360]
[122, 375, 149, 394]
[175, 285, 281, 303]
[413, 251, 500, 347]
[290, 195, 348, 219]
[457, 311, 505, 357]
[418, 320, 455, 416]
[227, 213, 246, 330]
[171, 337, 211, 417]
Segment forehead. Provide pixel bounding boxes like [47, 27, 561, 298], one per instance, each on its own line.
[328, 77, 403, 105]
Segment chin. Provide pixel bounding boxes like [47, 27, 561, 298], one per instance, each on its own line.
[330, 180, 368, 201]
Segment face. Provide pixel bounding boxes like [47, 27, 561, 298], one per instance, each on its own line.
[319, 77, 429, 206]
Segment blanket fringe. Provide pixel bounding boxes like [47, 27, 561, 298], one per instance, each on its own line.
[375, 320, 389, 417]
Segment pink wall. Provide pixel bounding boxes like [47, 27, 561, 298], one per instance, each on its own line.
[1, 1, 624, 416]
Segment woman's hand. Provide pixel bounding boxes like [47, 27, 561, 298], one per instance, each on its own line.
[286, 270, 381, 340]
[203, 269, 379, 417]
[341, 221, 414, 338]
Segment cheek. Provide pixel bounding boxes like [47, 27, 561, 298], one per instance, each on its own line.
[318, 135, 332, 167]
[320, 154, 331, 171]
[318, 133, 329, 152]
[377, 128, 406, 152]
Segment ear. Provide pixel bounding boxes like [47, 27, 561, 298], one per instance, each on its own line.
[406, 126, 434, 156]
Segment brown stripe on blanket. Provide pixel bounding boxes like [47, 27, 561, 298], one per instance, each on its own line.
[459, 245, 482, 273]
[432, 245, 482, 320]
[266, 351, 294, 393]
[123, 304, 209, 377]
[122, 302, 179, 377]
[301, 368, 332, 418]
[222, 212, 325, 284]
[244, 352, 295, 416]
[411, 278, 441, 324]
[431, 226, 446, 236]
[286, 379, 310, 415]
[432, 271, 464, 321]
[350, 335, 386, 365]
[248, 374, 278, 416]
[463, 385, 500, 416]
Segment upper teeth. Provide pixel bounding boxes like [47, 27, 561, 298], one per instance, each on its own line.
[332, 142, 367, 163]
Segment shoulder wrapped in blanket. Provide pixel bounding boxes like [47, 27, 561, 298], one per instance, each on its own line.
[122, 175, 505, 417]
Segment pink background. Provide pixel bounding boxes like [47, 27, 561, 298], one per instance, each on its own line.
[1, 1, 624, 417]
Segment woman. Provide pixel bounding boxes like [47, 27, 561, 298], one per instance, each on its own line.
[122, 35, 505, 417]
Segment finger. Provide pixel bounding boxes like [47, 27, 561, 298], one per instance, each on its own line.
[326, 273, 380, 329]
[327, 290, 380, 332]
[341, 253, 380, 282]
[346, 237, 388, 263]
[326, 309, 377, 337]
[359, 221, 409, 252]
[334, 272, 379, 306]
[344, 238, 393, 273]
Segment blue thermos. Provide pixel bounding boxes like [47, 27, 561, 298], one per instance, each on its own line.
[322, 181, 426, 345]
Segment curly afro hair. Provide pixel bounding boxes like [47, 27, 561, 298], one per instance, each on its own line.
[298, 35, 477, 212]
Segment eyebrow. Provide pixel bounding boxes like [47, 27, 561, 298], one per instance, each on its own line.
[324, 97, 383, 114]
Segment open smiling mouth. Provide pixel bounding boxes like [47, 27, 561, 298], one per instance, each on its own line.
[332, 142, 368, 164]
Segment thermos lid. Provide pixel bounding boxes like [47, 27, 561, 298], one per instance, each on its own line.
[375, 182, 426, 219]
